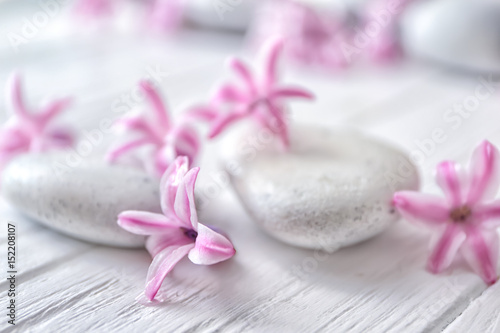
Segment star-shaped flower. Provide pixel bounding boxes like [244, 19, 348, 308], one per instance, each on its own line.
[0, 74, 74, 169]
[189, 38, 314, 149]
[106, 80, 200, 177]
[393, 141, 500, 285]
[118, 156, 236, 301]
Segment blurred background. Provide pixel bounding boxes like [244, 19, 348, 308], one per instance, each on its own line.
[1, 0, 500, 189]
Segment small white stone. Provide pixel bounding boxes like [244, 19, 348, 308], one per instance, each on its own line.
[401, 0, 500, 73]
[1, 154, 161, 247]
[222, 125, 419, 251]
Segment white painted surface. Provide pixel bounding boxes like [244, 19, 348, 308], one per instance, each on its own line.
[0, 1, 499, 332]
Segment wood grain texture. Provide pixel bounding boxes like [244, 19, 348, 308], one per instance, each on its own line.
[1, 2, 499, 332]
[444, 280, 500, 333]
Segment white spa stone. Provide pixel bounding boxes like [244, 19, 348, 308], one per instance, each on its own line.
[1, 153, 161, 248]
[221, 125, 419, 251]
[401, 0, 500, 73]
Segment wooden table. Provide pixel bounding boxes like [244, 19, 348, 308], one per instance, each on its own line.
[0, 1, 499, 332]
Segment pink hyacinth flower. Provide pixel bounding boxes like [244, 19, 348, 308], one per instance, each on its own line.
[249, 1, 350, 69]
[106, 80, 200, 177]
[393, 141, 500, 285]
[285, 4, 350, 69]
[189, 38, 314, 149]
[0, 74, 74, 169]
[118, 156, 236, 301]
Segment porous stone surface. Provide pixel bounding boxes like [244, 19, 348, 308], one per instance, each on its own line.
[222, 125, 419, 251]
[1, 153, 161, 247]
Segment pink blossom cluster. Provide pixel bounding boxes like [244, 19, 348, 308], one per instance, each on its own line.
[248, 0, 416, 70]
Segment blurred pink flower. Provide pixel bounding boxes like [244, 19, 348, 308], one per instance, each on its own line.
[148, 0, 185, 32]
[118, 156, 236, 301]
[0, 74, 74, 169]
[361, 0, 415, 62]
[249, 0, 418, 68]
[73, 0, 114, 18]
[106, 80, 200, 177]
[189, 38, 314, 149]
[393, 141, 500, 285]
[249, 1, 349, 69]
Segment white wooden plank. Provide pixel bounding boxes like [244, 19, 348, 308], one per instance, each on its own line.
[0, 190, 491, 333]
[443, 268, 500, 333]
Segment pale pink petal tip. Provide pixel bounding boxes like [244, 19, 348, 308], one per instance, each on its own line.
[467, 140, 500, 204]
[188, 224, 236, 265]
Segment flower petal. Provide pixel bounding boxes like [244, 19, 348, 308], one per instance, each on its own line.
[117, 211, 182, 235]
[44, 127, 74, 149]
[185, 106, 218, 122]
[427, 224, 465, 274]
[173, 167, 200, 230]
[145, 229, 193, 258]
[139, 80, 170, 130]
[466, 140, 500, 205]
[38, 98, 72, 124]
[144, 243, 194, 301]
[106, 138, 154, 163]
[0, 126, 31, 153]
[173, 126, 200, 164]
[160, 156, 189, 217]
[392, 191, 450, 226]
[270, 87, 315, 100]
[368, 30, 401, 62]
[212, 84, 247, 104]
[266, 103, 289, 148]
[207, 110, 247, 138]
[8, 73, 30, 119]
[115, 116, 157, 137]
[188, 224, 236, 265]
[262, 38, 283, 89]
[461, 228, 499, 285]
[473, 201, 500, 229]
[148, 0, 184, 31]
[229, 58, 256, 96]
[153, 144, 177, 177]
[436, 161, 465, 207]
